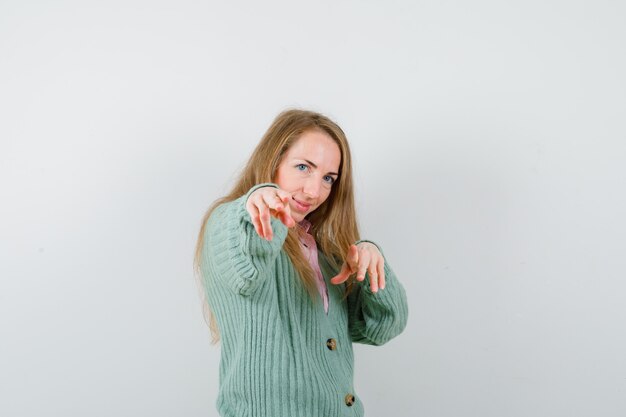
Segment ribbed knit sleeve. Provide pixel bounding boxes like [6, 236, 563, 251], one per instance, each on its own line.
[347, 240, 409, 346]
[206, 183, 288, 296]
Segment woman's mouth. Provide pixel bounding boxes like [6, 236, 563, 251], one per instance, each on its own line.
[292, 198, 312, 212]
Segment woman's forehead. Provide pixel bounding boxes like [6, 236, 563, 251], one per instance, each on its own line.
[286, 130, 341, 171]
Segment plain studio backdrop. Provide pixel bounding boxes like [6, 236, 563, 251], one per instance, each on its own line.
[1, 0, 625, 416]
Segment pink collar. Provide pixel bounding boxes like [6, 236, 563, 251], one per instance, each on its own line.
[298, 219, 312, 234]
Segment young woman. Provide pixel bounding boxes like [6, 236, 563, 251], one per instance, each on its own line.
[194, 109, 408, 417]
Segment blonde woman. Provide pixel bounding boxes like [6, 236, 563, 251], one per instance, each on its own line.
[194, 109, 408, 417]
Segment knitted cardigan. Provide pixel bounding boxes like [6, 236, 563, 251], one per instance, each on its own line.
[200, 184, 409, 417]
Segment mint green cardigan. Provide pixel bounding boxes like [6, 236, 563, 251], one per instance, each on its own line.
[200, 184, 409, 417]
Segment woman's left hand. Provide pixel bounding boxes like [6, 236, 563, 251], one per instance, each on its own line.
[330, 242, 386, 292]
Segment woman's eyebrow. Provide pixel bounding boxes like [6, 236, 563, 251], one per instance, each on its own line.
[301, 159, 338, 176]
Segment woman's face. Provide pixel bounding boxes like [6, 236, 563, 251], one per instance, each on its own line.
[273, 129, 341, 223]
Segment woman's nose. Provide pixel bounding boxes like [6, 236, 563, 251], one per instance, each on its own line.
[303, 177, 321, 199]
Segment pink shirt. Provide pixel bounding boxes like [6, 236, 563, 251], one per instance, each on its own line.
[297, 220, 329, 314]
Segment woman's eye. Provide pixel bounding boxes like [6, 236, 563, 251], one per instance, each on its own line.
[323, 175, 335, 185]
[296, 164, 308, 172]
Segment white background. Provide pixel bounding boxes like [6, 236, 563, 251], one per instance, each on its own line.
[1, 1, 625, 416]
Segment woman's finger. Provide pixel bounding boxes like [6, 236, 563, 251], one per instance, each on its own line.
[255, 200, 273, 240]
[282, 201, 295, 227]
[378, 259, 386, 290]
[276, 194, 295, 228]
[275, 210, 293, 228]
[368, 261, 379, 293]
[245, 198, 265, 239]
[330, 262, 352, 285]
[355, 250, 370, 282]
[250, 205, 264, 239]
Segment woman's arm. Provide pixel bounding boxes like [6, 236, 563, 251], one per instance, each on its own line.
[204, 183, 289, 296]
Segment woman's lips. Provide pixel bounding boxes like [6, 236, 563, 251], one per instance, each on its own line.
[292, 198, 312, 212]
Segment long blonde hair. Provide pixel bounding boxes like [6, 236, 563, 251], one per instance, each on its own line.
[193, 109, 360, 343]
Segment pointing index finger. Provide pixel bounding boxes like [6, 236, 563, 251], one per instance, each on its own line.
[276, 191, 295, 227]
[330, 262, 352, 285]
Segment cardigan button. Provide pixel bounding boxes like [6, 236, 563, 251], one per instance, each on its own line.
[326, 338, 337, 350]
[345, 394, 355, 406]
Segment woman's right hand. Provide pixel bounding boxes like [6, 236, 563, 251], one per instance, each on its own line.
[245, 186, 296, 240]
